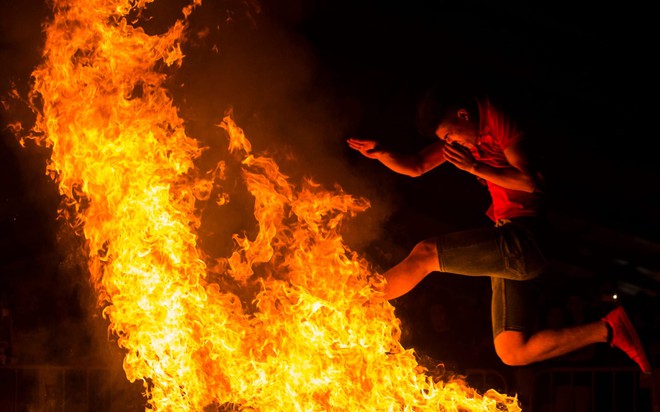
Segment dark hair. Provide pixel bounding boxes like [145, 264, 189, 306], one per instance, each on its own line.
[415, 82, 480, 138]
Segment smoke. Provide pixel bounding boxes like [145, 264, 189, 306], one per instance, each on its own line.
[0, 0, 400, 375]
[161, 0, 400, 257]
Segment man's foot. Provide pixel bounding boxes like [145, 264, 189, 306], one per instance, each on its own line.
[602, 306, 652, 374]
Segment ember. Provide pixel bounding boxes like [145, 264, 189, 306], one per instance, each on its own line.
[17, 0, 521, 410]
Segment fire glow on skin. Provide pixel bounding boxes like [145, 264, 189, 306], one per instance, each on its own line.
[18, 0, 521, 410]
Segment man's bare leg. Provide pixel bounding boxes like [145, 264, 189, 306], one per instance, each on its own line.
[382, 239, 440, 300]
[494, 322, 609, 366]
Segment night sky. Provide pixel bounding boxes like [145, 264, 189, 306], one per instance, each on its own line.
[1, 0, 658, 402]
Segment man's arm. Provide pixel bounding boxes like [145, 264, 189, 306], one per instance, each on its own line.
[347, 138, 447, 177]
[443, 139, 542, 193]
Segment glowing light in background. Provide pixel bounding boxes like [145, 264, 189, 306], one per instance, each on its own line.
[16, 0, 521, 410]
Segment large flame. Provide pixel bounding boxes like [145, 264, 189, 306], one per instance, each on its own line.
[20, 0, 521, 410]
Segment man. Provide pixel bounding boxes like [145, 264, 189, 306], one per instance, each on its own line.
[347, 91, 652, 373]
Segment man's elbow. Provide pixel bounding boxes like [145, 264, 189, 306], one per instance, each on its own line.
[403, 167, 425, 178]
[520, 183, 536, 193]
[401, 155, 430, 177]
[519, 182, 538, 194]
[516, 171, 543, 193]
[528, 172, 545, 193]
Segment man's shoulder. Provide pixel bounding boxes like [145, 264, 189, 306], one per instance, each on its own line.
[479, 98, 524, 146]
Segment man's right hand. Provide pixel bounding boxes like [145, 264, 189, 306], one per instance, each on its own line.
[347, 138, 383, 159]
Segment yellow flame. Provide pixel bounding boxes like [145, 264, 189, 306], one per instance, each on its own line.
[23, 0, 521, 410]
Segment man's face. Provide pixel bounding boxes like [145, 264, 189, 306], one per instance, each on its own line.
[434, 118, 477, 149]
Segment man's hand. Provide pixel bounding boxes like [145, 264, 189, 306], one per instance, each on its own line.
[442, 142, 477, 172]
[347, 138, 384, 159]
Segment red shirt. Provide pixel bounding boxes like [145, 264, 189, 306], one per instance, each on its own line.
[472, 99, 542, 222]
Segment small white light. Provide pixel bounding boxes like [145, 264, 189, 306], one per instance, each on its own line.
[613, 294, 618, 300]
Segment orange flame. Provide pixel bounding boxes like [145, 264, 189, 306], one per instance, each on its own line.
[22, 0, 521, 410]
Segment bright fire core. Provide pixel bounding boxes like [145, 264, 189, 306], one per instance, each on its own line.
[21, 0, 521, 410]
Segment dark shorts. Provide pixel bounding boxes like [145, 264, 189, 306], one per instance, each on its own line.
[435, 217, 548, 338]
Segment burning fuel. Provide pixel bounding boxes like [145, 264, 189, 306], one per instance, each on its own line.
[16, 0, 521, 410]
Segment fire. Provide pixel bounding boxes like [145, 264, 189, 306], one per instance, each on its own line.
[18, 0, 521, 410]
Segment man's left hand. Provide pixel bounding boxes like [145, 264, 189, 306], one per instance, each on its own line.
[443, 143, 476, 172]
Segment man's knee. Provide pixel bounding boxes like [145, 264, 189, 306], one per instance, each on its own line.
[409, 238, 439, 272]
[494, 330, 531, 366]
